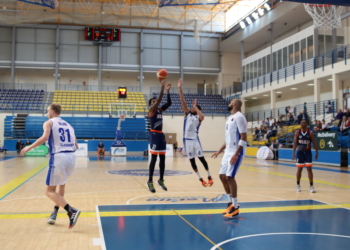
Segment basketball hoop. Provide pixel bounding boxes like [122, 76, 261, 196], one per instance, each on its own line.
[120, 115, 126, 121]
[304, 4, 343, 30]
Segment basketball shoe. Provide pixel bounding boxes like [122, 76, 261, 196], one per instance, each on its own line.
[222, 202, 232, 215]
[224, 206, 240, 219]
[310, 186, 316, 193]
[68, 207, 81, 229]
[296, 185, 301, 192]
[199, 178, 207, 187]
[47, 213, 57, 225]
[147, 181, 156, 193]
[207, 176, 214, 187]
[157, 180, 168, 191]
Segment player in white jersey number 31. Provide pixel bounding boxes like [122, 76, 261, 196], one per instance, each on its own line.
[211, 99, 247, 219]
[21, 103, 81, 229]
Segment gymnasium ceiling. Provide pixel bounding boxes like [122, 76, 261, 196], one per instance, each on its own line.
[0, 0, 250, 32]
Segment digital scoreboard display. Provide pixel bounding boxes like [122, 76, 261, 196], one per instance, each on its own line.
[84, 27, 120, 42]
[118, 87, 127, 99]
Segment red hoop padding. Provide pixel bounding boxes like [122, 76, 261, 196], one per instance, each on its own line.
[305, 4, 332, 7]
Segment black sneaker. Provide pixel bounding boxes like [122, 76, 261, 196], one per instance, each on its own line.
[224, 205, 240, 219]
[157, 180, 168, 191]
[147, 181, 156, 193]
[67, 208, 81, 229]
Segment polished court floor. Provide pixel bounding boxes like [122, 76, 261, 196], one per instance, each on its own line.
[0, 152, 349, 250]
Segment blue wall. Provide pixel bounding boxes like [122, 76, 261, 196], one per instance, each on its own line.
[279, 148, 341, 166]
[4, 139, 148, 152]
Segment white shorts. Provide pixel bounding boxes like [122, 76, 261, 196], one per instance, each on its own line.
[183, 139, 204, 159]
[219, 151, 245, 177]
[46, 153, 76, 186]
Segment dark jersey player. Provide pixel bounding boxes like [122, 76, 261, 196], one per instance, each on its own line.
[292, 119, 318, 193]
[147, 78, 172, 193]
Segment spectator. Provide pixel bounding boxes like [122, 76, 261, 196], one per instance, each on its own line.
[344, 108, 350, 119]
[173, 141, 178, 153]
[339, 116, 348, 132]
[285, 106, 290, 116]
[297, 112, 303, 124]
[311, 120, 318, 132]
[20, 141, 24, 151]
[302, 110, 309, 123]
[345, 86, 349, 94]
[303, 102, 307, 112]
[26, 140, 32, 146]
[326, 101, 333, 114]
[321, 119, 330, 131]
[97, 141, 105, 156]
[267, 123, 278, 140]
[287, 113, 295, 126]
[278, 114, 286, 126]
[263, 118, 269, 127]
[254, 127, 260, 141]
[259, 126, 268, 140]
[269, 116, 275, 126]
[333, 109, 343, 126]
[340, 116, 350, 134]
[16, 140, 22, 154]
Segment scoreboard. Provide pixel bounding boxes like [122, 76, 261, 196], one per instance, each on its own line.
[118, 87, 127, 99]
[84, 27, 120, 42]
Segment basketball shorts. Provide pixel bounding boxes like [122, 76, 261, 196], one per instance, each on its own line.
[219, 150, 245, 178]
[149, 131, 166, 155]
[296, 150, 312, 167]
[183, 139, 204, 159]
[46, 152, 76, 186]
[97, 148, 105, 155]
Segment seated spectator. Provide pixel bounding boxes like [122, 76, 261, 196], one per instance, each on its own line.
[269, 116, 275, 127]
[254, 127, 260, 141]
[311, 120, 318, 132]
[321, 119, 330, 131]
[259, 126, 268, 140]
[314, 120, 322, 132]
[97, 141, 105, 156]
[332, 109, 343, 126]
[344, 108, 350, 119]
[287, 113, 295, 126]
[326, 101, 333, 114]
[340, 116, 350, 134]
[20, 141, 25, 151]
[267, 123, 278, 140]
[26, 140, 32, 146]
[345, 86, 349, 94]
[277, 114, 286, 126]
[16, 140, 22, 154]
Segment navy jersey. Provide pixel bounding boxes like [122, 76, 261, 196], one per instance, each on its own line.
[149, 108, 163, 131]
[296, 129, 312, 151]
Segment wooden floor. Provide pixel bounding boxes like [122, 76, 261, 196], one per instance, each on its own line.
[0, 152, 349, 250]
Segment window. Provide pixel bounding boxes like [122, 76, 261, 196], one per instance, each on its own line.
[273, 51, 277, 71]
[283, 47, 288, 68]
[258, 58, 262, 77]
[250, 62, 254, 80]
[289, 44, 294, 65]
[325, 35, 332, 52]
[242, 65, 246, 82]
[254, 60, 258, 78]
[294, 42, 300, 63]
[277, 49, 282, 70]
[301, 38, 306, 61]
[318, 34, 325, 55]
[267, 54, 271, 73]
[307, 36, 313, 59]
[262, 56, 266, 75]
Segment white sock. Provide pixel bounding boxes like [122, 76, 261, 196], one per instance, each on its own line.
[207, 171, 211, 177]
[231, 197, 238, 208]
[226, 194, 232, 201]
[196, 171, 202, 179]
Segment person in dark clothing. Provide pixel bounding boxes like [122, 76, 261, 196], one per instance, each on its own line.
[254, 127, 260, 140]
[20, 141, 25, 152]
[333, 109, 343, 127]
[26, 140, 32, 146]
[297, 112, 303, 124]
[287, 113, 295, 126]
[16, 140, 22, 153]
[304, 102, 307, 112]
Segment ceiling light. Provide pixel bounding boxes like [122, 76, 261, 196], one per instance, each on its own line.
[252, 12, 259, 20]
[291, 88, 298, 90]
[327, 79, 332, 81]
[258, 8, 265, 16]
[263, 94, 269, 96]
[239, 21, 246, 29]
[252, 97, 257, 99]
[307, 83, 314, 86]
[264, 3, 271, 11]
[246, 17, 253, 25]
[276, 91, 282, 94]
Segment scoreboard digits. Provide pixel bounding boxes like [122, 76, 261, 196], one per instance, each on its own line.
[118, 87, 127, 99]
[84, 27, 120, 42]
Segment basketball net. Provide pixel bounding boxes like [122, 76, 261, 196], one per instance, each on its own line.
[304, 4, 343, 30]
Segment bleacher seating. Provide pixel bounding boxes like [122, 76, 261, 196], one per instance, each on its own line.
[4, 116, 149, 140]
[154, 93, 228, 114]
[53, 90, 147, 113]
[0, 89, 44, 110]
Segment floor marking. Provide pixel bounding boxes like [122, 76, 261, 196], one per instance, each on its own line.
[93, 238, 103, 246]
[95, 205, 107, 250]
[312, 198, 350, 211]
[0, 162, 48, 200]
[172, 209, 223, 250]
[210, 233, 350, 250]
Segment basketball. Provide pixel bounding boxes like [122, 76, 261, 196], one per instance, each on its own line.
[156, 69, 168, 79]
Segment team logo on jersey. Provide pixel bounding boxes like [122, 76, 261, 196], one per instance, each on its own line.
[299, 136, 302, 139]
[231, 118, 234, 121]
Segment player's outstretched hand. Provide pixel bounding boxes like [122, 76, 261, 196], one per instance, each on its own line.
[20, 146, 31, 156]
[193, 99, 197, 108]
[159, 79, 166, 87]
[166, 82, 171, 90]
[177, 78, 183, 88]
[211, 151, 220, 159]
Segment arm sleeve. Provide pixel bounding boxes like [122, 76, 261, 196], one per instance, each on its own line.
[236, 116, 247, 134]
[161, 94, 172, 111]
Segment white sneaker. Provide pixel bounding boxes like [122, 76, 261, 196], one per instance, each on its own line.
[310, 186, 316, 193]
[296, 185, 301, 192]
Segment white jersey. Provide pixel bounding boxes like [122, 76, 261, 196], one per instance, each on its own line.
[48, 117, 76, 154]
[183, 113, 201, 140]
[225, 111, 247, 153]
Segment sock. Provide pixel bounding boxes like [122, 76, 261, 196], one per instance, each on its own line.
[207, 171, 211, 177]
[231, 197, 238, 208]
[196, 171, 202, 179]
[53, 206, 59, 215]
[226, 194, 232, 202]
[297, 181, 300, 185]
[64, 204, 71, 213]
[310, 182, 313, 186]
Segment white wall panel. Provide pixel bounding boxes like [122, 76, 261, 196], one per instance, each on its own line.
[16, 28, 35, 43]
[16, 43, 35, 61]
[201, 52, 219, 68]
[201, 37, 219, 51]
[144, 48, 161, 65]
[121, 47, 139, 64]
[106, 47, 121, 64]
[121, 33, 139, 47]
[144, 34, 161, 48]
[184, 51, 200, 67]
[161, 35, 180, 49]
[78, 46, 98, 63]
[184, 36, 200, 50]
[36, 44, 55, 61]
[37, 29, 55, 44]
[60, 30, 79, 45]
[0, 43, 11, 60]
[60, 45, 78, 62]
[162, 49, 180, 66]
[0, 27, 12, 43]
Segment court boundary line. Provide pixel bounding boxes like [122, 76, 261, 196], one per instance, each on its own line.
[312, 198, 350, 211]
[172, 209, 223, 250]
[95, 205, 107, 250]
[210, 232, 350, 250]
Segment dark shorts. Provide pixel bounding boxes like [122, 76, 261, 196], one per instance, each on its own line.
[296, 150, 312, 167]
[149, 131, 166, 155]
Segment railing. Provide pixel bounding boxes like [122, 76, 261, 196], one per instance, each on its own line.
[58, 84, 140, 92]
[0, 83, 47, 91]
[245, 99, 337, 125]
[150, 87, 219, 95]
[242, 45, 349, 94]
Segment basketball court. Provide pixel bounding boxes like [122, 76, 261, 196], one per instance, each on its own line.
[0, 153, 349, 249]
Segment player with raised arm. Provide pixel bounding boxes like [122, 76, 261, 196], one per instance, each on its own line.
[292, 119, 318, 193]
[211, 99, 247, 218]
[20, 103, 80, 229]
[147, 78, 172, 193]
[178, 78, 213, 187]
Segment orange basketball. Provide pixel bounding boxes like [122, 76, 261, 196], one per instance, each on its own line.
[156, 69, 168, 79]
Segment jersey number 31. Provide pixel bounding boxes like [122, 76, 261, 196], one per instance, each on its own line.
[59, 128, 71, 142]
